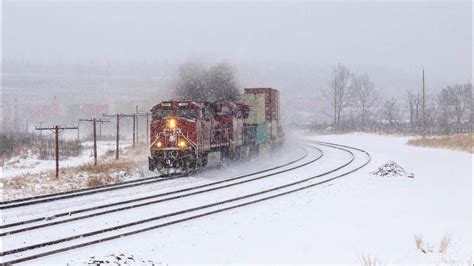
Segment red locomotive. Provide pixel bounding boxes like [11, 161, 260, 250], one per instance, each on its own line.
[148, 88, 283, 175]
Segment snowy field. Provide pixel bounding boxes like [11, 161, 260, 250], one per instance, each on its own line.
[13, 133, 469, 264]
[1, 141, 124, 179]
[0, 141, 147, 200]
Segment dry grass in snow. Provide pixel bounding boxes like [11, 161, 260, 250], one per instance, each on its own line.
[414, 233, 452, 255]
[415, 234, 425, 253]
[407, 133, 473, 153]
[359, 253, 381, 266]
[438, 234, 452, 254]
[1, 145, 149, 200]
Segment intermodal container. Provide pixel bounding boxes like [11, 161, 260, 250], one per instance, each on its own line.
[242, 93, 266, 124]
[256, 123, 267, 144]
[244, 88, 280, 122]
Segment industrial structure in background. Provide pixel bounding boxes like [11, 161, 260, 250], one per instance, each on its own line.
[148, 88, 284, 175]
[1, 97, 155, 136]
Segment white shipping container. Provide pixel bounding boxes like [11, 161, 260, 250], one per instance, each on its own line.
[242, 93, 266, 124]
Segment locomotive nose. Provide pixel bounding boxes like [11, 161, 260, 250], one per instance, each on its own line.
[169, 134, 177, 142]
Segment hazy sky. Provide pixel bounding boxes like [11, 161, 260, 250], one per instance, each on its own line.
[3, 1, 472, 83]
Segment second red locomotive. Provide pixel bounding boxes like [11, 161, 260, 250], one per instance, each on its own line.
[148, 88, 283, 175]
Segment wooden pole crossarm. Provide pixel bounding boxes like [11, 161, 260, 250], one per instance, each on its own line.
[102, 113, 137, 159]
[78, 118, 110, 165]
[35, 125, 78, 179]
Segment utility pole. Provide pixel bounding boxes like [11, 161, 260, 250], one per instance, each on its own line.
[132, 115, 136, 149]
[145, 112, 150, 145]
[14, 98, 18, 132]
[79, 118, 110, 165]
[37, 121, 44, 136]
[99, 122, 103, 140]
[134, 112, 149, 145]
[422, 69, 426, 137]
[103, 113, 135, 159]
[35, 125, 78, 179]
[136, 105, 139, 144]
[77, 120, 81, 141]
[116, 115, 119, 159]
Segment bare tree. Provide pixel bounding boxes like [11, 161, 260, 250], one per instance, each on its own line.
[406, 91, 422, 131]
[436, 91, 450, 133]
[425, 96, 438, 134]
[206, 63, 240, 101]
[351, 73, 378, 130]
[173, 62, 207, 101]
[381, 98, 400, 128]
[323, 63, 352, 131]
[436, 83, 472, 132]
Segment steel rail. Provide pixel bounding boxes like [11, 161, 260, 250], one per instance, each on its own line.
[0, 146, 306, 210]
[0, 174, 166, 205]
[0, 175, 186, 210]
[1, 146, 312, 230]
[1, 141, 366, 265]
[1, 141, 370, 265]
[0, 145, 321, 236]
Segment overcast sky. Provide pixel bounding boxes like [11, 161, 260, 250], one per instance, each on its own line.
[3, 1, 472, 84]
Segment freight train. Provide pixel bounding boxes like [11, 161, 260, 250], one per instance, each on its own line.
[148, 88, 283, 175]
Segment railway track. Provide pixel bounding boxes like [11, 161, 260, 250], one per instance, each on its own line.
[0, 145, 317, 233]
[0, 174, 184, 210]
[1, 141, 370, 265]
[1, 144, 321, 264]
[0, 146, 308, 210]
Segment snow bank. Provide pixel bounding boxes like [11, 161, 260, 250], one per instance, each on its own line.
[372, 160, 414, 178]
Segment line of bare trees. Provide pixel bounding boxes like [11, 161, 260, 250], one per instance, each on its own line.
[322, 63, 472, 135]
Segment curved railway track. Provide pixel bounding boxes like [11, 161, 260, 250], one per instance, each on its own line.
[0, 174, 169, 205]
[0, 174, 184, 210]
[0, 145, 319, 234]
[1, 141, 370, 265]
[0, 146, 308, 210]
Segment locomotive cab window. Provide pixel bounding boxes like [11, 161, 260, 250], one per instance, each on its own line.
[176, 109, 197, 120]
[152, 109, 173, 120]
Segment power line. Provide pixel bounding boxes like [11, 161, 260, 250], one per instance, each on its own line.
[102, 113, 135, 160]
[35, 125, 79, 179]
[79, 118, 110, 165]
[134, 110, 150, 145]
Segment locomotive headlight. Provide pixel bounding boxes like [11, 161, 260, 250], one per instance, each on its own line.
[155, 141, 162, 148]
[168, 118, 177, 129]
[178, 140, 187, 148]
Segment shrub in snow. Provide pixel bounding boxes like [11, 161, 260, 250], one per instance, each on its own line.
[80, 253, 157, 264]
[0, 132, 83, 161]
[372, 160, 414, 178]
[414, 233, 452, 255]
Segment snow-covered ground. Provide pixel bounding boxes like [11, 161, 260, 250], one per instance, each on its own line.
[0, 141, 143, 200]
[4, 133, 472, 264]
[1, 141, 122, 179]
